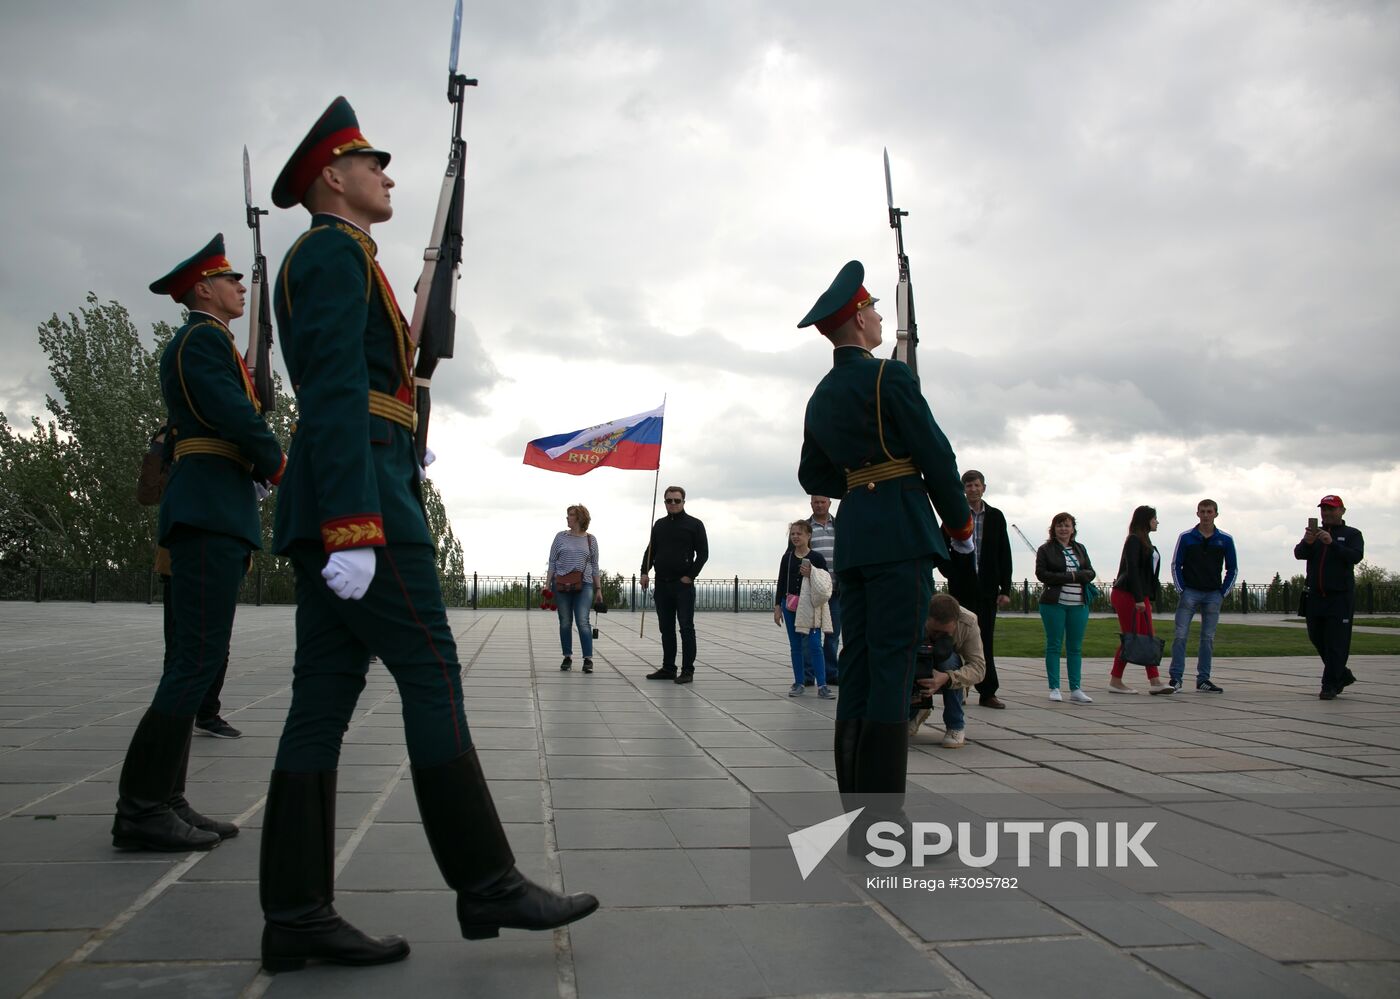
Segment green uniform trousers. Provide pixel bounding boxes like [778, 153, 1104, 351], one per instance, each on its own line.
[151, 527, 250, 717]
[834, 556, 933, 724]
[274, 543, 471, 772]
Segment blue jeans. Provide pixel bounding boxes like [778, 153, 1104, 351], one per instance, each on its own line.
[556, 584, 593, 657]
[803, 595, 841, 681]
[908, 652, 965, 731]
[941, 688, 965, 732]
[782, 606, 825, 685]
[1170, 587, 1222, 683]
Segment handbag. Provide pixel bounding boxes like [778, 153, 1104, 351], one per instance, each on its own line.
[556, 570, 583, 593]
[785, 593, 799, 612]
[1119, 626, 1164, 668]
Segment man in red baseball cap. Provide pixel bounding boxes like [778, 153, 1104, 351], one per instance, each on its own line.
[1294, 495, 1365, 699]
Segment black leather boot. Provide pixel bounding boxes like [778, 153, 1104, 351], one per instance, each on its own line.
[260, 770, 409, 973]
[169, 724, 237, 839]
[112, 710, 221, 852]
[835, 719, 866, 854]
[847, 720, 913, 859]
[412, 749, 599, 939]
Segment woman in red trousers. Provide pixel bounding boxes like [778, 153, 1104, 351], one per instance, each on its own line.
[1109, 506, 1174, 694]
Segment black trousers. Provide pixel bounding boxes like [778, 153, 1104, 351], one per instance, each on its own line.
[162, 574, 228, 720]
[1306, 603, 1354, 691]
[836, 557, 933, 724]
[274, 543, 471, 772]
[151, 528, 250, 717]
[971, 595, 999, 699]
[652, 578, 697, 672]
[950, 584, 1000, 699]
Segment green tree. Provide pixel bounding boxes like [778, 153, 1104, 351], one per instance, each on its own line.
[421, 478, 466, 603]
[249, 377, 297, 578]
[0, 414, 77, 570]
[3, 294, 463, 587]
[1355, 561, 1398, 587]
[1, 295, 170, 569]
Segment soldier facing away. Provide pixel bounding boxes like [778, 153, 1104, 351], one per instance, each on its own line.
[797, 260, 973, 845]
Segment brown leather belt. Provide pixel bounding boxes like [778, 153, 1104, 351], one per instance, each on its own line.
[173, 438, 252, 472]
[846, 458, 918, 493]
[369, 389, 416, 431]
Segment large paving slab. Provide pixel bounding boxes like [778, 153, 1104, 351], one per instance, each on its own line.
[1, 602, 1398, 997]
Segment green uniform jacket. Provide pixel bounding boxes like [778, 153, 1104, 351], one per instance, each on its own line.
[273, 214, 431, 553]
[799, 346, 971, 570]
[158, 312, 284, 547]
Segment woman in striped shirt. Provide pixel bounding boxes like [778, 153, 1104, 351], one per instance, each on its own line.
[1036, 512, 1097, 703]
[547, 505, 601, 673]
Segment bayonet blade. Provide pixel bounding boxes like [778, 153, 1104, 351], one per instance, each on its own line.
[449, 0, 463, 76]
[883, 147, 894, 209]
[243, 145, 253, 210]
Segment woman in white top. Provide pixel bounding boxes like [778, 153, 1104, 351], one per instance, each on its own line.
[547, 505, 600, 673]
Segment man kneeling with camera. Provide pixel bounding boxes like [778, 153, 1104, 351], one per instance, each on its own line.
[910, 594, 986, 749]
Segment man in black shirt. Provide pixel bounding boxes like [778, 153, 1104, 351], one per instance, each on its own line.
[640, 486, 709, 683]
[1294, 494, 1365, 700]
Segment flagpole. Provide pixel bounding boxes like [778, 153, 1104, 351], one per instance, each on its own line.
[639, 465, 661, 638]
[639, 394, 666, 638]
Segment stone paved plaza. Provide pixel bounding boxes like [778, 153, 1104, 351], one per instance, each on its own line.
[2, 601, 1399, 998]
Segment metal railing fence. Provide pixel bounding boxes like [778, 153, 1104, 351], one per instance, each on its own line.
[4, 565, 1399, 615]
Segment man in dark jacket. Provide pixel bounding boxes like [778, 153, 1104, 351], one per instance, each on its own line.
[1294, 495, 1365, 700]
[940, 470, 1013, 708]
[641, 485, 709, 683]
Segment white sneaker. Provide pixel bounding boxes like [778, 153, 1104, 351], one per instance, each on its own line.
[1048, 688, 1063, 702]
[941, 729, 966, 749]
[908, 707, 931, 738]
[1069, 688, 1093, 703]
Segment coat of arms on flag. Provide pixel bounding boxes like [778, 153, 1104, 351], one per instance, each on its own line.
[522, 404, 664, 475]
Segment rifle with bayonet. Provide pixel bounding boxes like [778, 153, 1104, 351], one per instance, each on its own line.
[407, 0, 478, 465]
[242, 146, 275, 412]
[883, 148, 918, 377]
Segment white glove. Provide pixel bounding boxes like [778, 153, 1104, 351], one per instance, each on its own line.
[322, 547, 377, 600]
[418, 445, 436, 481]
[253, 481, 272, 502]
[950, 535, 975, 555]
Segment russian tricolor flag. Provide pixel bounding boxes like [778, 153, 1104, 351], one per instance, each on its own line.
[522, 403, 665, 475]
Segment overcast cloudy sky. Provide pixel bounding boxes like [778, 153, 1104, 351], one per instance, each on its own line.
[2, 0, 1396, 585]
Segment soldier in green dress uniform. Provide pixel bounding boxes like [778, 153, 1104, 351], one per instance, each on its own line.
[258, 96, 596, 974]
[797, 260, 973, 844]
[111, 235, 286, 853]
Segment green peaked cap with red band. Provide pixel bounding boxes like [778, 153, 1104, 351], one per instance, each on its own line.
[148, 233, 243, 301]
[797, 260, 879, 334]
[271, 96, 391, 209]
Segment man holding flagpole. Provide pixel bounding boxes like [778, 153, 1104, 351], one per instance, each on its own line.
[797, 260, 973, 845]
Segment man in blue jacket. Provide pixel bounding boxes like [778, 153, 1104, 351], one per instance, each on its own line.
[1168, 499, 1237, 692]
